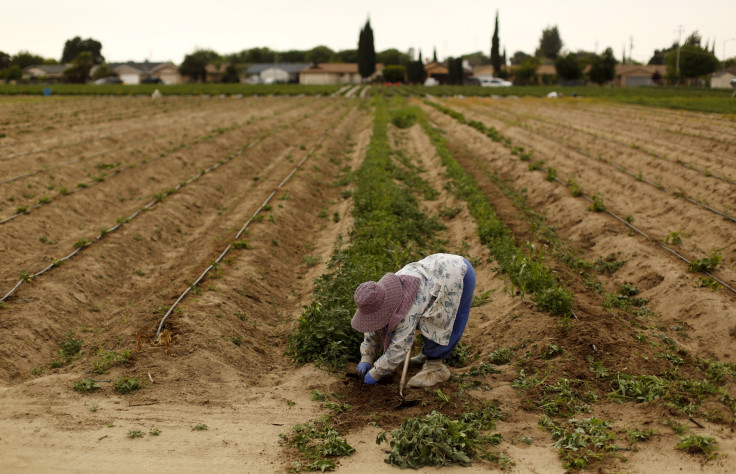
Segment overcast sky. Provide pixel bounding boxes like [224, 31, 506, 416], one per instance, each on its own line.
[2, 0, 734, 64]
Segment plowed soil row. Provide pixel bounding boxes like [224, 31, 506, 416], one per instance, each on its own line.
[0, 97, 338, 292]
[417, 99, 736, 472]
[439, 97, 736, 288]
[1, 96, 734, 473]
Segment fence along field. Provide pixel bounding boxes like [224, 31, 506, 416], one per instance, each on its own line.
[0, 88, 735, 472]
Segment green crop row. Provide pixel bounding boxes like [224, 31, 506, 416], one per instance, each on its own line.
[417, 103, 573, 317]
[286, 94, 444, 369]
[0, 83, 342, 96]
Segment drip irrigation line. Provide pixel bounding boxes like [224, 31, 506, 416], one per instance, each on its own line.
[156, 133, 329, 337]
[331, 85, 352, 97]
[551, 176, 736, 296]
[0, 139, 149, 187]
[1, 101, 342, 305]
[454, 102, 736, 222]
[428, 100, 736, 297]
[0, 136, 266, 305]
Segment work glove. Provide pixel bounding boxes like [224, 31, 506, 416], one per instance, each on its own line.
[363, 372, 377, 385]
[356, 362, 372, 379]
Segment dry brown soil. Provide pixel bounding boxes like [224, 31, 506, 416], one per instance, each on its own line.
[0, 94, 734, 473]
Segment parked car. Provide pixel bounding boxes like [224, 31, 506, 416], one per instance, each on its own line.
[423, 77, 439, 86]
[479, 77, 512, 87]
[93, 76, 123, 85]
[141, 77, 163, 84]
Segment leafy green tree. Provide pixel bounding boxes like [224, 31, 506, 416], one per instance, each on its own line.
[515, 56, 540, 85]
[92, 63, 114, 79]
[180, 49, 219, 82]
[648, 43, 677, 65]
[307, 45, 334, 66]
[666, 45, 719, 81]
[447, 57, 463, 85]
[61, 37, 104, 64]
[510, 51, 530, 65]
[382, 65, 405, 82]
[588, 48, 617, 84]
[358, 19, 376, 78]
[221, 64, 240, 83]
[491, 11, 501, 76]
[246, 47, 273, 63]
[279, 49, 308, 62]
[555, 52, 582, 81]
[406, 60, 425, 83]
[336, 49, 358, 63]
[0, 51, 10, 71]
[3, 65, 23, 81]
[377, 48, 409, 66]
[63, 52, 94, 83]
[537, 26, 563, 60]
[11, 51, 48, 69]
[462, 51, 488, 67]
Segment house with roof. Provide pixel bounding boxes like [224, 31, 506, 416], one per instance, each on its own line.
[106, 62, 181, 84]
[299, 63, 365, 85]
[299, 63, 385, 85]
[23, 64, 69, 82]
[614, 64, 667, 87]
[711, 67, 736, 89]
[246, 63, 309, 84]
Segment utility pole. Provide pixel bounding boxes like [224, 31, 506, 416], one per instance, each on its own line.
[675, 25, 684, 79]
[629, 36, 634, 64]
[724, 38, 736, 70]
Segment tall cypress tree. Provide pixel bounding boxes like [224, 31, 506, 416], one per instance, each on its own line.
[433, 48, 438, 62]
[491, 11, 501, 76]
[358, 19, 376, 78]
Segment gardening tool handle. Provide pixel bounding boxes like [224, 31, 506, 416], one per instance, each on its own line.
[399, 349, 411, 398]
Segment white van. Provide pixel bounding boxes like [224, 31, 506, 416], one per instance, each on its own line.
[479, 77, 512, 87]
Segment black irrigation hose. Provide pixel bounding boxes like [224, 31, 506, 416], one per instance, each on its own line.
[453, 102, 736, 223]
[155, 133, 330, 337]
[486, 104, 736, 187]
[547, 172, 736, 296]
[427, 99, 736, 297]
[0, 136, 265, 304]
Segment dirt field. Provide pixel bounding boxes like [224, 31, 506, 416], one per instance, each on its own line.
[1, 93, 734, 473]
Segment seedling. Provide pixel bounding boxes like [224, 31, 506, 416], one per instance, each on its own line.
[676, 434, 718, 459]
[127, 430, 145, 438]
[567, 176, 584, 197]
[665, 231, 682, 245]
[73, 378, 99, 393]
[488, 347, 514, 365]
[303, 255, 321, 267]
[471, 289, 495, 307]
[114, 375, 142, 394]
[588, 193, 606, 212]
[149, 428, 161, 436]
[688, 252, 722, 272]
[192, 423, 208, 431]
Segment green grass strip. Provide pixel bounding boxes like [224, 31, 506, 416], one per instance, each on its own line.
[417, 107, 572, 316]
[0, 83, 341, 96]
[286, 94, 444, 369]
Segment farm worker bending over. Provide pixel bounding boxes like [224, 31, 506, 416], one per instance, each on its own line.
[351, 253, 476, 388]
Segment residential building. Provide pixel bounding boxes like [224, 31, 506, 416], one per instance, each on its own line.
[107, 62, 181, 84]
[22, 64, 68, 82]
[614, 64, 667, 87]
[711, 68, 736, 89]
[246, 63, 309, 84]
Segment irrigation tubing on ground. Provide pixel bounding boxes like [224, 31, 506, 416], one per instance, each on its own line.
[0, 136, 266, 305]
[451, 100, 736, 224]
[155, 133, 330, 337]
[425, 98, 736, 297]
[498, 106, 736, 187]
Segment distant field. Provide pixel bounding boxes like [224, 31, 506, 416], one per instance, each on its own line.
[405, 85, 736, 115]
[0, 83, 343, 96]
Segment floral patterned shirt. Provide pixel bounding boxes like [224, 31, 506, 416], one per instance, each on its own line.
[360, 254, 468, 380]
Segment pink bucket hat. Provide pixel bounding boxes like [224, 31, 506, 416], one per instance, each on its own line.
[351, 273, 420, 333]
